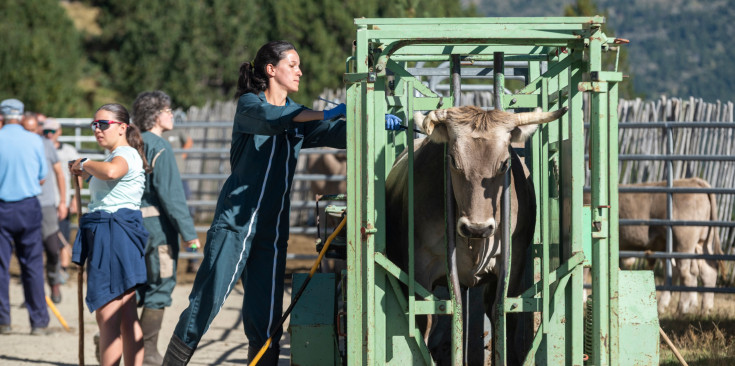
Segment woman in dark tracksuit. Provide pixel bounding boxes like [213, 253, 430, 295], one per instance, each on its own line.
[162, 41, 348, 366]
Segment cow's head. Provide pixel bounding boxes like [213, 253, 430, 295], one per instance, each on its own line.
[414, 106, 568, 239]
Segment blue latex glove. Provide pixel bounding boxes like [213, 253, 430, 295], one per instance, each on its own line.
[385, 114, 403, 131]
[324, 103, 346, 120]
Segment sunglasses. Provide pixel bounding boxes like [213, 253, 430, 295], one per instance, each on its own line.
[43, 129, 57, 135]
[90, 120, 126, 131]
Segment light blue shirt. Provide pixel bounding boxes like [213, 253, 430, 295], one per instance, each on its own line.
[88, 146, 145, 213]
[0, 124, 48, 202]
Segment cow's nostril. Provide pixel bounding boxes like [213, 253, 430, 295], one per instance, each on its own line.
[457, 222, 470, 238]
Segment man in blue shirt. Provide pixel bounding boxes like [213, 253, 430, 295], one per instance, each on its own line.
[0, 98, 50, 335]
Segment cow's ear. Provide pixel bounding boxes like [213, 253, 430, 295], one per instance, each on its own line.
[510, 124, 539, 143]
[415, 110, 449, 143]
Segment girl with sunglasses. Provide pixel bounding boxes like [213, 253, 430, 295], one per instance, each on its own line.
[70, 103, 151, 366]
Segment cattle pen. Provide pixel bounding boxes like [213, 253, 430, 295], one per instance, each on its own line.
[51, 17, 735, 365]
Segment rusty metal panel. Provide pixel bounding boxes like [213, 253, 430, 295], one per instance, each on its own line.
[618, 270, 660, 365]
[290, 273, 339, 365]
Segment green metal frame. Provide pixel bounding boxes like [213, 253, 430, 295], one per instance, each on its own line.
[343, 17, 627, 365]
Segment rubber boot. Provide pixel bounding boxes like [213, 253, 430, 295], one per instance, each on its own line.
[162, 334, 195, 366]
[247, 343, 279, 366]
[140, 308, 165, 366]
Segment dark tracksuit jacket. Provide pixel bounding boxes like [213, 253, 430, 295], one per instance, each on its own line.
[172, 92, 346, 351]
[137, 132, 198, 309]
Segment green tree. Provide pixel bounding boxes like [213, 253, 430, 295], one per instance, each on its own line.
[0, 0, 85, 116]
[84, 0, 474, 108]
[261, 0, 475, 104]
[564, 0, 637, 98]
[88, 0, 264, 108]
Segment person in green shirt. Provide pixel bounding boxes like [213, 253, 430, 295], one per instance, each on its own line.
[132, 91, 201, 366]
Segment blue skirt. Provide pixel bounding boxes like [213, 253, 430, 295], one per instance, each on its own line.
[72, 208, 148, 312]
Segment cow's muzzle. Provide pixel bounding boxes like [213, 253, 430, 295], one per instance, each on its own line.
[457, 217, 496, 238]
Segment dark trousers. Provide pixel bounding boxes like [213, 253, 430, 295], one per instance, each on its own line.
[172, 226, 287, 355]
[0, 197, 49, 328]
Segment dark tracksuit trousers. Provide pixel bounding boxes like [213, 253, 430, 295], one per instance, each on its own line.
[171, 92, 346, 359]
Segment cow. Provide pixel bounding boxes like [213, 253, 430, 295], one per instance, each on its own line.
[307, 150, 347, 196]
[616, 177, 723, 314]
[385, 106, 568, 365]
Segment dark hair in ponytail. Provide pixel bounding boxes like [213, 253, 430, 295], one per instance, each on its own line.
[234, 40, 297, 99]
[96, 103, 152, 173]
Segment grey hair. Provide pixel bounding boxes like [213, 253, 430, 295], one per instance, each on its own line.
[132, 90, 171, 132]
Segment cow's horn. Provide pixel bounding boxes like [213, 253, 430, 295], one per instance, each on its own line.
[414, 109, 446, 136]
[514, 106, 569, 126]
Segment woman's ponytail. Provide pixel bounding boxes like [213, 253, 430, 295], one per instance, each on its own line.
[234, 41, 296, 99]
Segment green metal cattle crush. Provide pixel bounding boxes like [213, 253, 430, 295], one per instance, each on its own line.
[290, 17, 659, 365]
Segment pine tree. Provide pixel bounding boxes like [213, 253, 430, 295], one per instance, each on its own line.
[88, 0, 265, 108]
[0, 0, 85, 116]
[260, 0, 474, 104]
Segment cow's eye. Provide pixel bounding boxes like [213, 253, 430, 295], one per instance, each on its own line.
[499, 159, 510, 174]
[449, 154, 460, 170]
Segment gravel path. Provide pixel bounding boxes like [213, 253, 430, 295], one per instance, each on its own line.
[0, 270, 293, 365]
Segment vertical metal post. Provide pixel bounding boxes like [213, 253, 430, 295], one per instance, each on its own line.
[607, 76, 621, 366]
[665, 126, 674, 287]
[346, 24, 367, 366]
[493, 51, 512, 366]
[589, 25, 611, 366]
[494, 52, 505, 109]
[448, 53, 463, 366]
[568, 50, 586, 366]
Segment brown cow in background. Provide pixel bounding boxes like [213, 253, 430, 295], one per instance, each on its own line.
[307, 150, 346, 196]
[616, 177, 722, 314]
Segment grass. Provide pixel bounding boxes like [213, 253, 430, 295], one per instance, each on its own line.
[658, 296, 735, 365]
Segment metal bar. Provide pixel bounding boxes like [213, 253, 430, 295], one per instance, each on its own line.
[582, 283, 735, 294]
[612, 154, 735, 162]
[654, 286, 735, 294]
[374, 253, 437, 300]
[345, 52, 364, 364]
[620, 251, 735, 261]
[385, 275, 435, 365]
[448, 53, 463, 366]
[568, 51, 586, 366]
[616, 187, 735, 194]
[619, 219, 735, 227]
[607, 76, 621, 366]
[407, 80, 416, 339]
[180, 173, 347, 181]
[354, 16, 604, 25]
[588, 27, 610, 366]
[494, 51, 511, 366]
[605, 122, 735, 128]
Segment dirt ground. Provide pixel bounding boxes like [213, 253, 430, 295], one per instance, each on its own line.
[2, 233, 735, 365]
[0, 234, 318, 366]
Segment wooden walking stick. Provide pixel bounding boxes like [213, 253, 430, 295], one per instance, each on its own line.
[73, 172, 85, 366]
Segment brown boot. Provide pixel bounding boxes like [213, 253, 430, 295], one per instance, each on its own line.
[163, 335, 195, 366]
[140, 307, 165, 366]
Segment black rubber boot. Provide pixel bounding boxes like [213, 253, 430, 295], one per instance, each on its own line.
[247, 343, 280, 366]
[141, 308, 165, 366]
[162, 335, 195, 366]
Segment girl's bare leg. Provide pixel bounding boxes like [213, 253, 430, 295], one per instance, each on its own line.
[96, 290, 144, 366]
[119, 290, 144, 366]
[96, 296, 124, 366]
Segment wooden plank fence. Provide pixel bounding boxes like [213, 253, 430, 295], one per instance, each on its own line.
[176, 94, 735, 276]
